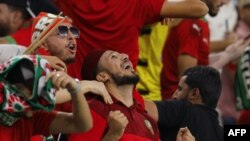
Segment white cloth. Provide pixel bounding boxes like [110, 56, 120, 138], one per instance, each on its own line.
[0, 44, 27, 64]
[205, 0, 238, 41]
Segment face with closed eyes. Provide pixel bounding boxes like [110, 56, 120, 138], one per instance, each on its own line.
[97, 50, 139, 85]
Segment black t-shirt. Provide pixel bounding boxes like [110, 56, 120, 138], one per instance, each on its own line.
[155, 100, 223, 141]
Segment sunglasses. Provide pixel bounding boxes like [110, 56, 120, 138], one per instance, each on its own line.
[57, 25, 80, 38]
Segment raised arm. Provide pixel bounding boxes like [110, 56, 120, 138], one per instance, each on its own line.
[160, 0, 208, 18]
[54, 80, 113, 104]
[47, 71, 113, 134]
[210, 39, 250, 70]
[46, 71, 92, 134]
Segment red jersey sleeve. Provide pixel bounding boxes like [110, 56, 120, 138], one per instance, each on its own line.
[177, 20, 200, 58]
[135, 0, 165, 24]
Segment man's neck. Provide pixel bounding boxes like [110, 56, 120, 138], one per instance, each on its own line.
[106, 83, 134, 107]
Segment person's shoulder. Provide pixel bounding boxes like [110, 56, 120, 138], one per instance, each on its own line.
[87, 94, 110, 118]
[155, 99, 190, 105]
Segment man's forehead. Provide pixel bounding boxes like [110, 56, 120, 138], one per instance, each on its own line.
[179, 76, 187, 85]
[102, 50, 117, 58]
[59, 23, 73, 27]
[97, 50, 109, 65]
[99, 50, 117, 64]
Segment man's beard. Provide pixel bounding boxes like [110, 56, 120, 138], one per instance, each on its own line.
[0, 22, 11, 37]
[109, 72, 139, 86]
[208, 9, 218, 17]
[63, 57, 75, 64]
[205, 0, 221, 17]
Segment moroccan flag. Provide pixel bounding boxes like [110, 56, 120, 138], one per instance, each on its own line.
[0, 55, 55, 113]
[235, 46, 250, 109]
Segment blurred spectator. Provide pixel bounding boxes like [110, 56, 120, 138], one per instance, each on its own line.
[236, 0, 250, 39]
[206, 0, 239, 125]
[147, 66, 223, 141]
[235, 0, 250, 125]
[206, 0, 238, 42]
[0, 0, 59, 46]
[136, 23, 169, 100]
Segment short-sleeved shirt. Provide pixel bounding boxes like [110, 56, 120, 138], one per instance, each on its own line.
[68, 94, 160, 141]
[0, 111, 57, 141]
[160, 19, 210, 99]
[156, 100, 223, 141]
[55, 0, 165, 79]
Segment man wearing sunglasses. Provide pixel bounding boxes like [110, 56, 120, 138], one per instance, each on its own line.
[0, 12, 114, 141]
[30, 12, 113, 141]
[0, 54, 113, 141]
[31, 12, 80, 66]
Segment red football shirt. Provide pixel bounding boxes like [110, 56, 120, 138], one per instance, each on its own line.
[55, 0, 165, 79]
[161, 19, 210, 99]
[0, 111, 56, 141]
[68, 94, 159, 141]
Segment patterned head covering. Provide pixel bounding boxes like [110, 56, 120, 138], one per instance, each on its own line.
[31, 12, 71, 55]
[0, 55, 55, 126]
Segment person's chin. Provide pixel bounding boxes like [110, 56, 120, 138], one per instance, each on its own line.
[64, 57, 75, 64]
[208, 11, 218, 17]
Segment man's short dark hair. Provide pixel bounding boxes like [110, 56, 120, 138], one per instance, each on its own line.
[2, 0, 59, 20]
[183, 66, 221, 108]
[0, 0, 30, 20]
[7, 5, 30, 20]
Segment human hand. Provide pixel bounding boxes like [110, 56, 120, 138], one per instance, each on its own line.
[46, 71, 76, 90]
[107, 111, 128, 138]
[224, 39, 250, 61]
[81, 80, 113, 104]
[42, 55, 67, 72]
[161, 18, 173, 25]
[176, 127, 195, 141]
[225, 32, 238, 43]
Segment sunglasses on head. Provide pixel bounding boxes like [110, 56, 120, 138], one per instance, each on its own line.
[57, 25, 80, 38]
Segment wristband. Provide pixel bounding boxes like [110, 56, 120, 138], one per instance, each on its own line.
[68, 79, 81, 95]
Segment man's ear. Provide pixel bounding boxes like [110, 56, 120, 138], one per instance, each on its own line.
[40, 42, 49, 51]
[8, 10, 23, 33]
[11, 11, 23, 25]
[188, 88, 202, 103]
[96, 72, 109, 82]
